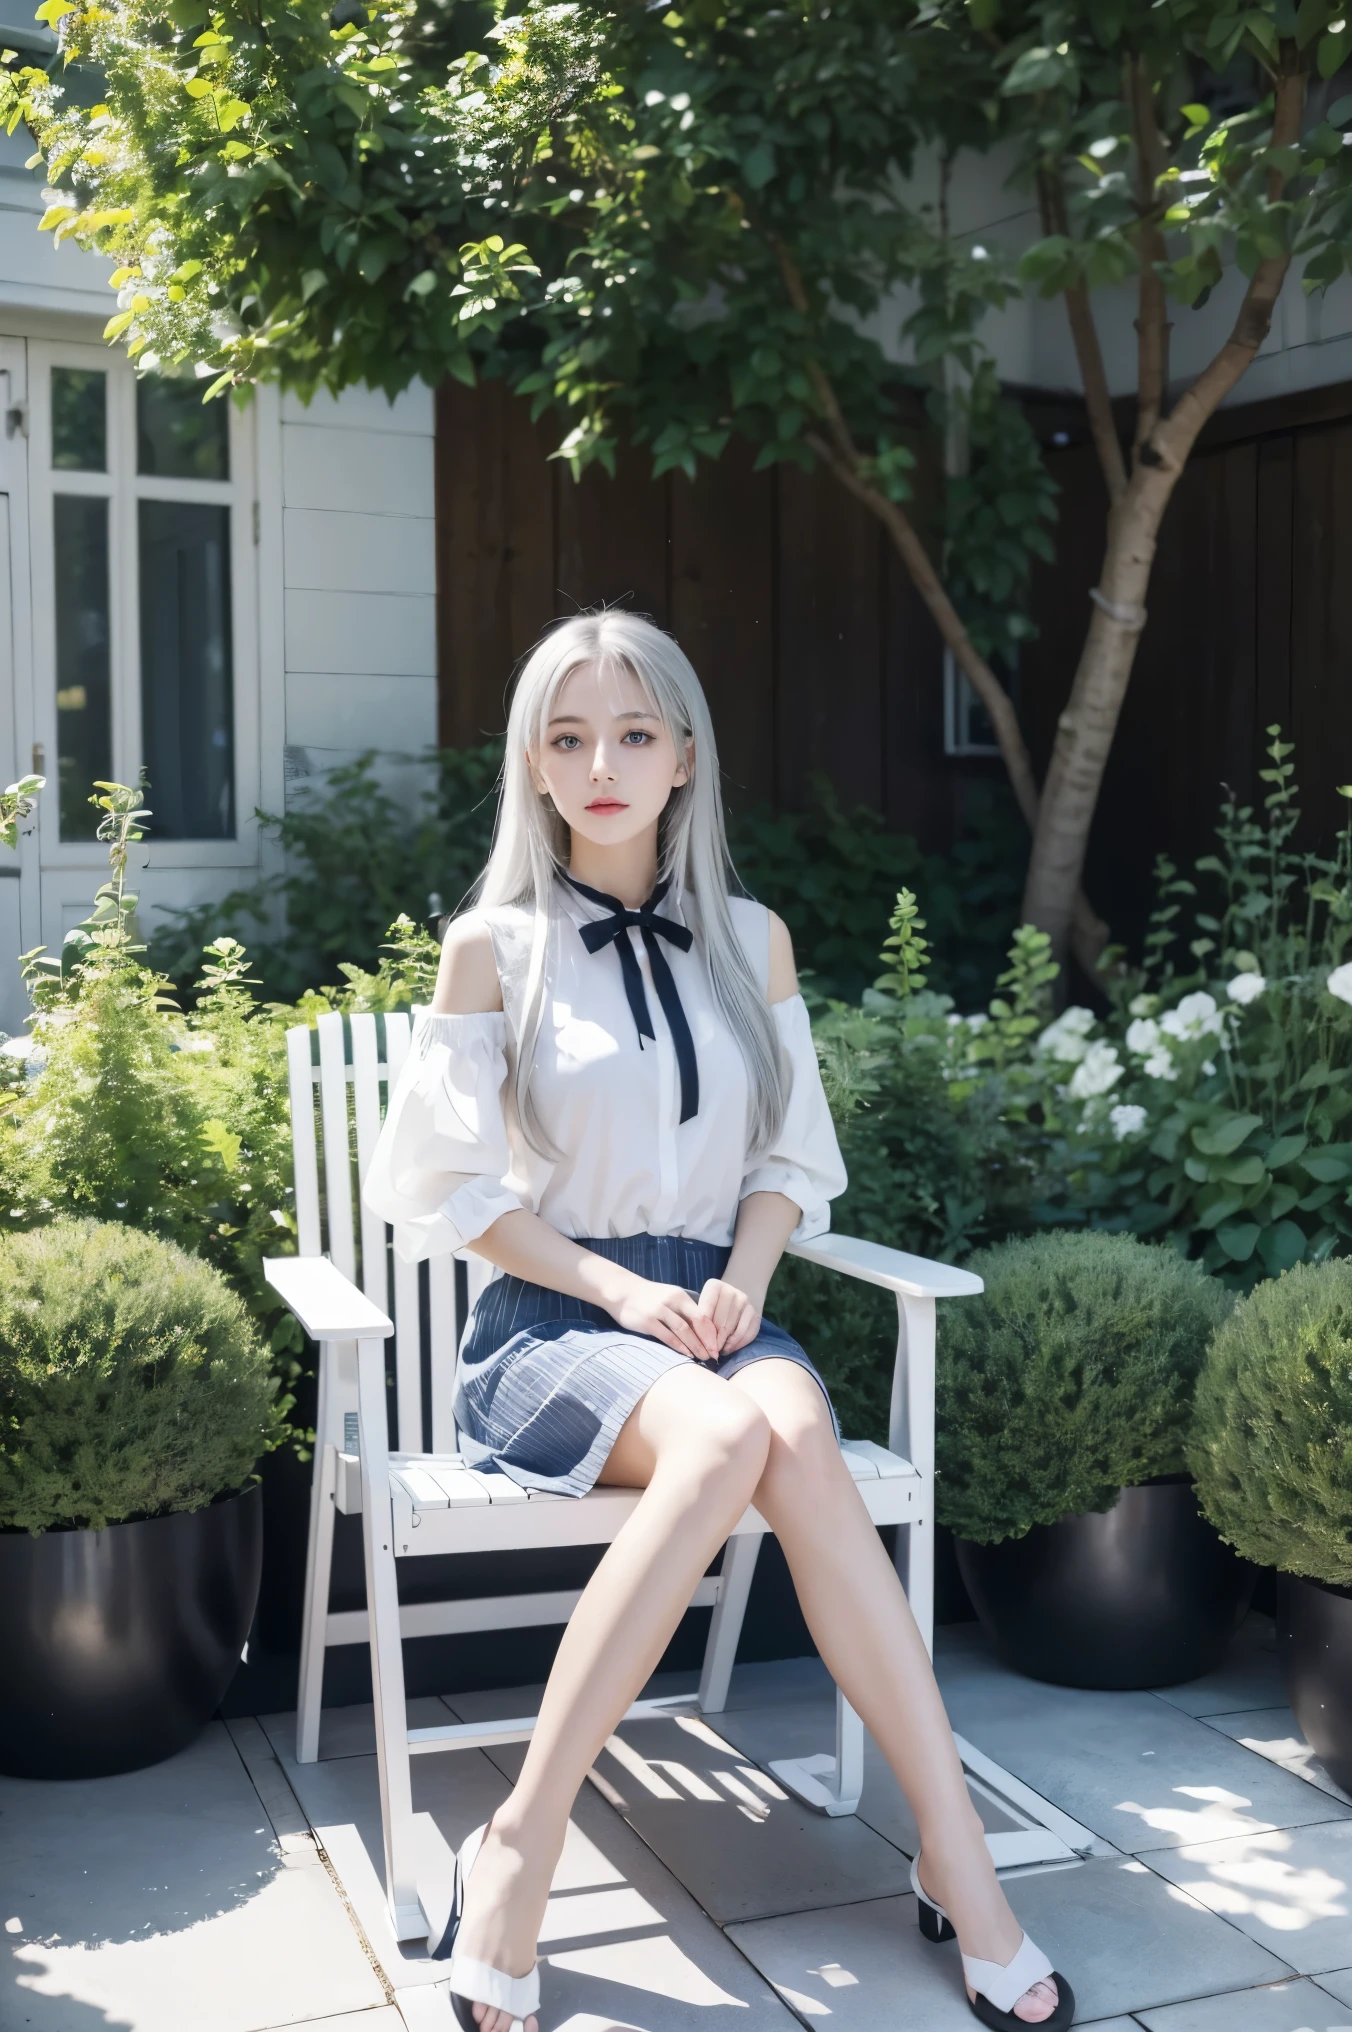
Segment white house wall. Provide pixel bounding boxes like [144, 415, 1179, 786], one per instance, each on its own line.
[870, 136, 1352, 408]
[277, 384, 438, 809]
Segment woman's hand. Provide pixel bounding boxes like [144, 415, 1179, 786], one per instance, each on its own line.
[608, 1275, 721, 1362]
[695, 1278, 763, 1356]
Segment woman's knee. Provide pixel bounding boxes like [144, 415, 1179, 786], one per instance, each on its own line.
[652, 1369, 771, 1489]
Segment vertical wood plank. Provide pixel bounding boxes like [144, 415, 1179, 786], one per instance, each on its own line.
[1291, 422, 1352, 846]
[555, 445, 671, 625]
[670, 444, 776, 810]
[775, 460, 883, 811]
[1254, 433, 1294, 779]
[437, 379, 557, 746]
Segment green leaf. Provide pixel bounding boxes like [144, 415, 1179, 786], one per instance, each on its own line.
[1216, 1221, 1261, 1263]
[1265, 1132, 1308, 1169]
[1301, 1153, 1352, 1181]
[1216, 1155, 1268, 1186]
[1259, 1219, 1308, 1274]
[741, 142, 775, 191]
[1192, 1112, 1263, 1157]
[1001, 45, 1073, 95]
[1319, 23, 1352, 74]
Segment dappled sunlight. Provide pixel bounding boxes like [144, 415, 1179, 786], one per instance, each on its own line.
[1168, 1828, 1349, 1932]
[598, 1720, 794, 1822]
[1114, 1782, 1278, 1844]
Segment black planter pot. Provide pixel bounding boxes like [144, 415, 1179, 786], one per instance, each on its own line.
[955, 1478, 1256, 1690]
[0, 1484, 263, 1780]
[1278, 1572, 1352, 1794]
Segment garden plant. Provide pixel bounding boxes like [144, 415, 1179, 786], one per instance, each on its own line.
[0, 1217, 282, 1535]
[933, 1229, 1230, 1547]
[1190, 1257, 1352, 1587]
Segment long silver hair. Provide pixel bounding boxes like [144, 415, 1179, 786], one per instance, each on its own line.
[475, 610, 788, 1157]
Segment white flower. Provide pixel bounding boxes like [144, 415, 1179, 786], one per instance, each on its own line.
[1128, 993, 1157, 1019]
[1202, 1059, 1217, 1077]
[1068, 1040, 1124, 1100]
[1126, 1016, 1162, 1057]
[1159, 992, 1224, 1042]
[965, 1013, 988, 1033]
[1327, 962, 1352, 1006]
[1226, 972, 1266, 1006]
[1109, 1103, 1147, 1140]
[1143, 1049, 1178, 1081]
[1037, 1005, 1097, 1064]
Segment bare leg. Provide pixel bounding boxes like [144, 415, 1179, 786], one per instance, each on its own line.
[731, 1360, 1059, 2024]
[450, 1361, 770, 2032]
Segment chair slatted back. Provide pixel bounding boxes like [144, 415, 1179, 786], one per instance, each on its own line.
[287, 1008, 471, 1454]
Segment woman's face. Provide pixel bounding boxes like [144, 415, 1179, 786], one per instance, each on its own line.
[531, 659, 690, 849]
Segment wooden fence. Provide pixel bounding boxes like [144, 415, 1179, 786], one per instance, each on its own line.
[436, 375, 1352, 948]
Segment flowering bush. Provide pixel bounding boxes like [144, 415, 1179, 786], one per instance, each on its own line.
[1033, 731, 1352, 1284]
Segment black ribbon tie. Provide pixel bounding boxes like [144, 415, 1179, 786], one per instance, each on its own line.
[563, 873, 700, 1124]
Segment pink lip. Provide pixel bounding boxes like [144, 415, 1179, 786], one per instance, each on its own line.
[586, 799, 628, 813]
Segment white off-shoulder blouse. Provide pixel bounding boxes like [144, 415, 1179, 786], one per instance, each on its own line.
[362, 880, 847, 1262]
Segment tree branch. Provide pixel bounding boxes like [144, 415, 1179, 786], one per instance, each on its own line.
[1127, 54, 1170, 462]
[1153, 61, 1306, 473]
[1039, 168, 1128, 507]
[777, 236, 1110, 976]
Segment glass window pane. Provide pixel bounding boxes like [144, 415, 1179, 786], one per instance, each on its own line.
[54, 494, 112, 840]
[51, 367, 106, 472]
[139, 500, 234, 839]
[137, 375, 229, 480]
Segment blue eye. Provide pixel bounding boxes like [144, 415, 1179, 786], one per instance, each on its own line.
[553, 734, 581, 750]
[622, 730, 652, 745]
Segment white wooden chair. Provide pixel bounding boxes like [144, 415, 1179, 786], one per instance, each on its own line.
[264, 1008, 983, 1943]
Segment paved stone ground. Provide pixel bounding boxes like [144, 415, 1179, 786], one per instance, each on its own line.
[5, 1614, 1352, 2032]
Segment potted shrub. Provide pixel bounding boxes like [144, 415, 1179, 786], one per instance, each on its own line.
[1190, 1259, 1352, 1791]
[0, 1220, 282, 1779]
[938, 1229, 1247, 1688]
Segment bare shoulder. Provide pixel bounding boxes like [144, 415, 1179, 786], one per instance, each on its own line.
[765, 909, 799, 1005]
[432, 912, 503, 1015]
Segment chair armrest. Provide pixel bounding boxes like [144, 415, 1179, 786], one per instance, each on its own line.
[786, 1232, 982, 1300]
[263, 1255, 394, 1340]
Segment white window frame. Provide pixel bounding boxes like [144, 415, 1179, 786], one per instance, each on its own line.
[943, 645, 1019, 760]
[28, 339, 259, 868]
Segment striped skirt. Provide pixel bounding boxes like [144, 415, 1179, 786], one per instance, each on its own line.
[451, 1233, 839, 1497]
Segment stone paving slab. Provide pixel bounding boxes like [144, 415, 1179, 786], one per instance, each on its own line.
[1149, 1616, 1287, 1720]
[0, 1722, 386, 2032]
[1147, 1818, 1352, 1977]
[451, 1683, 913, 1925]
[728, 1859, 1293, 2028]
[1202, 1710, 1352, 1808]
[932, 1628, 1352, 1855]
[1314, 1966, 1352, 2006]
[1134, 1975, 1352, 2032]
[263, 1706, 800, 2029]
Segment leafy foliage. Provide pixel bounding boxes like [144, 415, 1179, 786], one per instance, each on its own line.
[935, 1230, 1232, 1546]
[0, 1218, 282, 1535]
[154, 743, 503, 1000]
[0, 772, 44, 853]
[1190, 1258, 1352, 1586]
[1032, 732, 1352, 1284]
[0, 785, 305, 1399]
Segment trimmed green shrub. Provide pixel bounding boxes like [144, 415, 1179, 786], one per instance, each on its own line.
[0, 1220, 283, 1535]
[1190, 1259, 1352, 1586]
[936, 1230, 1232, 1545]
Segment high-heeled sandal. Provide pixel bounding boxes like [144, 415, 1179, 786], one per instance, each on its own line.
[431, 1821, 541, 2032]
[910, 1856, 1075, 2032]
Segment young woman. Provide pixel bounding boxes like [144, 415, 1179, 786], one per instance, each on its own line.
[363, 611, 1073, 2032]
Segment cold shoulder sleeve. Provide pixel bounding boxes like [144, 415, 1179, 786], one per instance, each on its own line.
[362, 1010, 523, 1263]
[739, 993, 847, 1242]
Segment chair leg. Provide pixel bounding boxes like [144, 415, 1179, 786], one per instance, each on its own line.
[903, 1511, 935, 1661]
[296, 1440, 337, 1765]
[698, 1530, 761, 1714]
[356, 1334, 424, 1943]
[768, 1685, 865, 1817]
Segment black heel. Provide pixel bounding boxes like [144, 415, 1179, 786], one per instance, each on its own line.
[918, 1897, 957, 1945]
